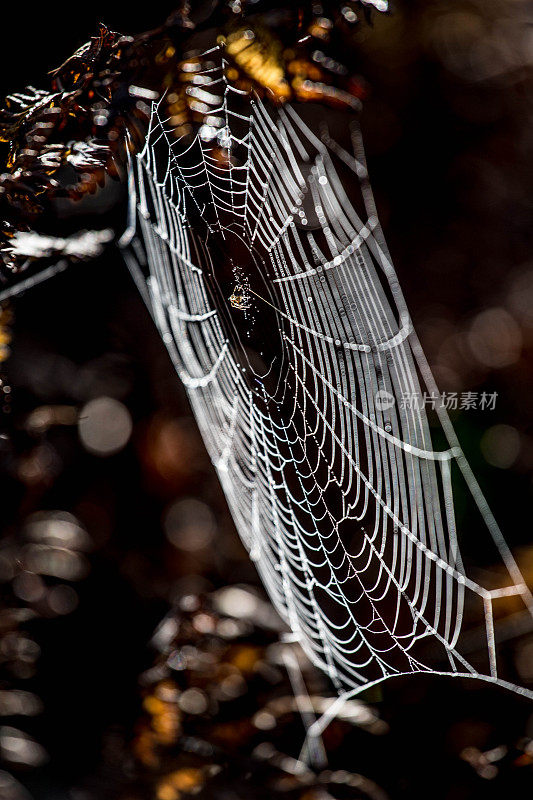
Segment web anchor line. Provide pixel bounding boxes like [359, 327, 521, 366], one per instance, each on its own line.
[118, 44, 533, 707]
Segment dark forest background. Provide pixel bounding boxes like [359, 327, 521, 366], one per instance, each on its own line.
[1, 2, 533, 798]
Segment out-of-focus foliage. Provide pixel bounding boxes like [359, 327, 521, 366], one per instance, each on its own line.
[1, 1, 533, 799]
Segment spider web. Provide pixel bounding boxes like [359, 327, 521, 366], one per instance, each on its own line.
[120, 43, 533, 700]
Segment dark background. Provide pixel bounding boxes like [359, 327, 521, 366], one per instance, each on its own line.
[2, 2, 533, 798]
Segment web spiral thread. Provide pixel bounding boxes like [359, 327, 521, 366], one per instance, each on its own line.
[120, 44, 533, 700]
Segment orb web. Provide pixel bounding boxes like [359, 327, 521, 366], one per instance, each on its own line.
[120, 43, 533, 700]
